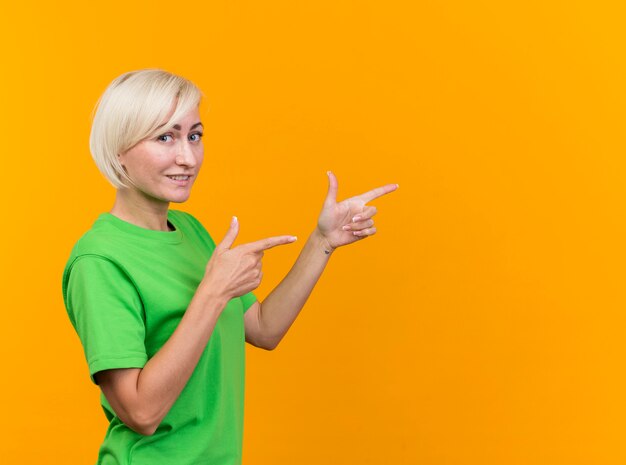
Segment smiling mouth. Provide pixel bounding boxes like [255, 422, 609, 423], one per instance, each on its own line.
[166, 175, 192, 181]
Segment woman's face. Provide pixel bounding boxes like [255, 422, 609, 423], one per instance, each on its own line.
[118, 106, 204, 205]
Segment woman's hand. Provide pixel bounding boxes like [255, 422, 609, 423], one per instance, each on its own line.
[202, 216, 297, 301]
[316, 171, 398, 253]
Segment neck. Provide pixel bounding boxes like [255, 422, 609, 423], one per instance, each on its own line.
[110, 188, 172, 231]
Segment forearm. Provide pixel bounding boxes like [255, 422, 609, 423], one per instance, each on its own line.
[133, 285, 226, 433]
[99, 215, 299, 435]
[258, 228, 333, 348]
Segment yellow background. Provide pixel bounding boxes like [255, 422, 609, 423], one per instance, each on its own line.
[2, 1, 625, 463]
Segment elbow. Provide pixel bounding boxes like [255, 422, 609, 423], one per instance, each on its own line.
[261, 343, 277, 351]
[126, 424, 158, 436]
[124, 410, 160, 436]
[248, 335, 280, 351]
[261, 336, 281, 351]
[96, 369, 161, 436]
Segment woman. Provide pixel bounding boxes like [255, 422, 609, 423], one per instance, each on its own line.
[62, 69, 398, 465]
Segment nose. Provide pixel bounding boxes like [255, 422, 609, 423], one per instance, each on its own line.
[175, 139, 197, 168]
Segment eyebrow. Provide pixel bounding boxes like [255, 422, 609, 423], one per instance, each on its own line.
[157, 122, 204, 131]
[172, 122, 203, 131]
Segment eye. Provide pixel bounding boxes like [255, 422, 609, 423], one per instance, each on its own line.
[189, 132, 204, 142]
[157, 134, 173, 142]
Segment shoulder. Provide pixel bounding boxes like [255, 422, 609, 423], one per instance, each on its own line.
[62, 216, 132, 299]
[62, 252, 136, 316]
[66, 214, 128, 257]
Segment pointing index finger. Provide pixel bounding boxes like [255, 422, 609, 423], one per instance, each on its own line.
[356, 183, 399, 204]
[243, 235, 298, 252]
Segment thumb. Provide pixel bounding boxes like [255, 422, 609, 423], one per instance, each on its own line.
[324, 170, 338, 208]
[217, 216, 239, 250]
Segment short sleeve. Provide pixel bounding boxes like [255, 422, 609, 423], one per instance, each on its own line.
[240, 291, 257, 313]
[65, 255, 148, 385]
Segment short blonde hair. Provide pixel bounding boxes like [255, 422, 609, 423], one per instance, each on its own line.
[89, 69, 203, 188]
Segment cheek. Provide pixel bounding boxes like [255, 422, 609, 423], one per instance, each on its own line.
[196, 151, 205, 169]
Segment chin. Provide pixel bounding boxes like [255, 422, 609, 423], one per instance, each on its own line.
[168, 182, 196, 203]
[167, 192, 192, 203]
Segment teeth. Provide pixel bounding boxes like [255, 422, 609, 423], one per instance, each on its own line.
[167, 175, 190, 181]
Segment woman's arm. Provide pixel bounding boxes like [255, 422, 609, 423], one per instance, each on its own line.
[244, 171, 398, 350]
[96, 284, 227, 436]
[244, 228, 331, 350]
[97, 218, 296, 436]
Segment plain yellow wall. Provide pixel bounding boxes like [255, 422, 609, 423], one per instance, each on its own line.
[2, 1, 626, 463]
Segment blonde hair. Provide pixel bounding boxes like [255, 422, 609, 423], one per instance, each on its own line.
[89, 69, 203, 188]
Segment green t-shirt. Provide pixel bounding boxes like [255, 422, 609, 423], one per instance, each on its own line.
[62, 210, 256, 465]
